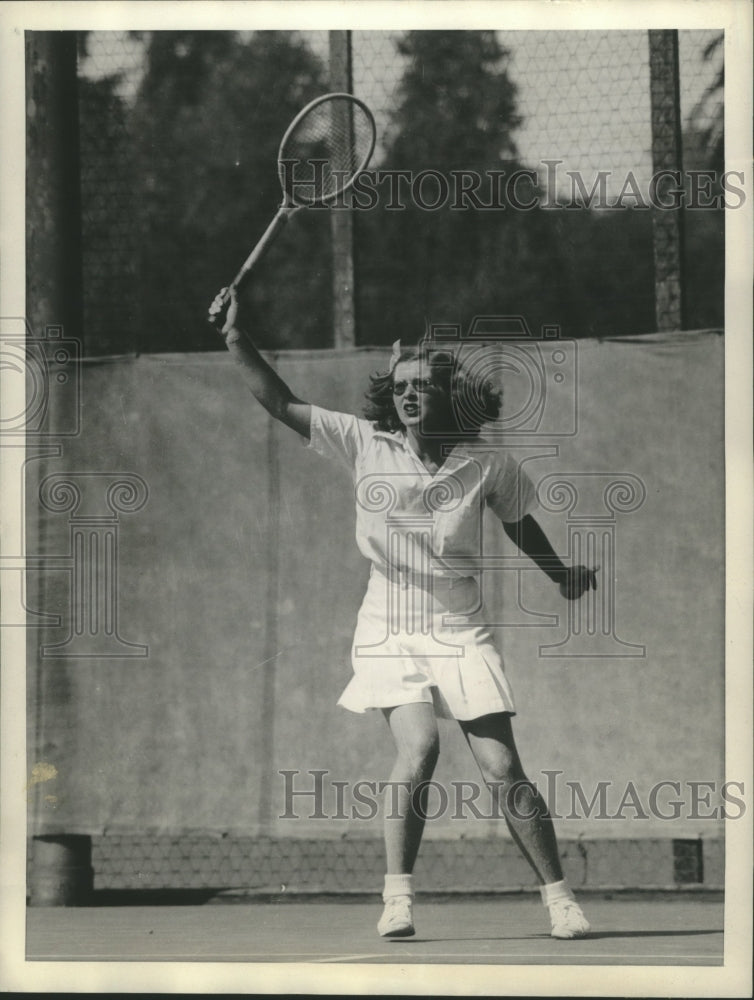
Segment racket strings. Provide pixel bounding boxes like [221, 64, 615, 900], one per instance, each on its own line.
[279, 97, 374, 205]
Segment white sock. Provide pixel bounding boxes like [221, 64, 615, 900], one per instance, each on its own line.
[383, 873, 413, 900]
[540, 878, 575, 907]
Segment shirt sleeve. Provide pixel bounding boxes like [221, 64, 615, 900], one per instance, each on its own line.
[305, 404, 372, 473]
[485, 452, 538, 524]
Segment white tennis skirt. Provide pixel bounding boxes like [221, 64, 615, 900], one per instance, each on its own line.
[337, 565, 516, 721]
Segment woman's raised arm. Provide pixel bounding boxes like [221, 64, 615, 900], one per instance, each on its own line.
[209, 288, 312, 440]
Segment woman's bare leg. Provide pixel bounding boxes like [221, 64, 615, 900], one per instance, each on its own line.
[459, 711, 562, 884]
[459, 711, 590, 938]
[382, 702, 440, 873]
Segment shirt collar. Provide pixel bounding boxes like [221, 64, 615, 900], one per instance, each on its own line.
[371, 425, 491, 461]
[373, 427, 471, 468]
[372, 426, 406, 443]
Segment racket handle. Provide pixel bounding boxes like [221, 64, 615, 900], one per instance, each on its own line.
[230, 205, 296, 293]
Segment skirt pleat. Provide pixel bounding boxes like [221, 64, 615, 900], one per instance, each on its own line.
[337, 567, 516, 721]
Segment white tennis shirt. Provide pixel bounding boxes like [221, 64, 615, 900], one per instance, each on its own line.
[307, 405, 536, 582]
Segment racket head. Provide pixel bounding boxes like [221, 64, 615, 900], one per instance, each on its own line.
[277, 92, 376, 208]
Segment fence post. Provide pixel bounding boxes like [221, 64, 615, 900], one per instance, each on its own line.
[648, 29, 686, 332]
[26, 31, 92, 905]
[328, 31, 357, 348]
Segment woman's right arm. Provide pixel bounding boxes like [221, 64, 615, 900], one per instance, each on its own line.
[208, 288, 312, 440]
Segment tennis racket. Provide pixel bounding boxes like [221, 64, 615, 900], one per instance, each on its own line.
[214, 92, 376, 309]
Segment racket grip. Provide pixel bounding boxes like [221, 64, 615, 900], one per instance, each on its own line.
[230, 205, 295, 293]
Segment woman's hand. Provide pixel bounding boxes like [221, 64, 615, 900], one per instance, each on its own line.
[557, 565, 599, 600]
[208, 286, 238, 336]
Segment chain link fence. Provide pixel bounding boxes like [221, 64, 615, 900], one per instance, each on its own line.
[24, 832, 720, 896]
[77, 33, 143, 357]
[75, 29, 724, 355]
[354, 31, 655, 185]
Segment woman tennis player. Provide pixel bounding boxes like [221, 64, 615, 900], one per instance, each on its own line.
[209, 287, 596, 940]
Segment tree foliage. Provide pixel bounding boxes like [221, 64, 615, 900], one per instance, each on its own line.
[385, 30, 521, 170]
[76, 30, 723, 354]
[78, 72, 140, 355]
[355, 30, 656, 345]
[358, 31, 538, 344]
[129, 31, 332, 352]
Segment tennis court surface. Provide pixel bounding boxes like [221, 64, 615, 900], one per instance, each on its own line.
[27, 891, 723, 965]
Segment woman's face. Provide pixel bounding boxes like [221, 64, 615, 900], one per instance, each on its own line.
[391, 360, 452, 433]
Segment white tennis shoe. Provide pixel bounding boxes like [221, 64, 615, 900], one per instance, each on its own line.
[377, 894, 415, 937]
[548, 897, 591, 939]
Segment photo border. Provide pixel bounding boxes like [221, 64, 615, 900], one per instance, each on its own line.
[1, 1, 751, 995]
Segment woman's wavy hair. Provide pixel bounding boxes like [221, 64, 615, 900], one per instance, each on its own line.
[363, 342, 503, 435]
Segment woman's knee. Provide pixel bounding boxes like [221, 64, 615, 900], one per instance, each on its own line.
[477, 750, 523, 788]
[461, 712, 527, 787]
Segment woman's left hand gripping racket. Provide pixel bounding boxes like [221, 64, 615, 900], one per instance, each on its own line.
[209, 92, 376, 326]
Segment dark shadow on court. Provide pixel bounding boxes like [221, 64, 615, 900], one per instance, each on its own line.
[88, 889, 224, 906]
[566, 929, 723, 940]
[388, 929, 722, 944]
